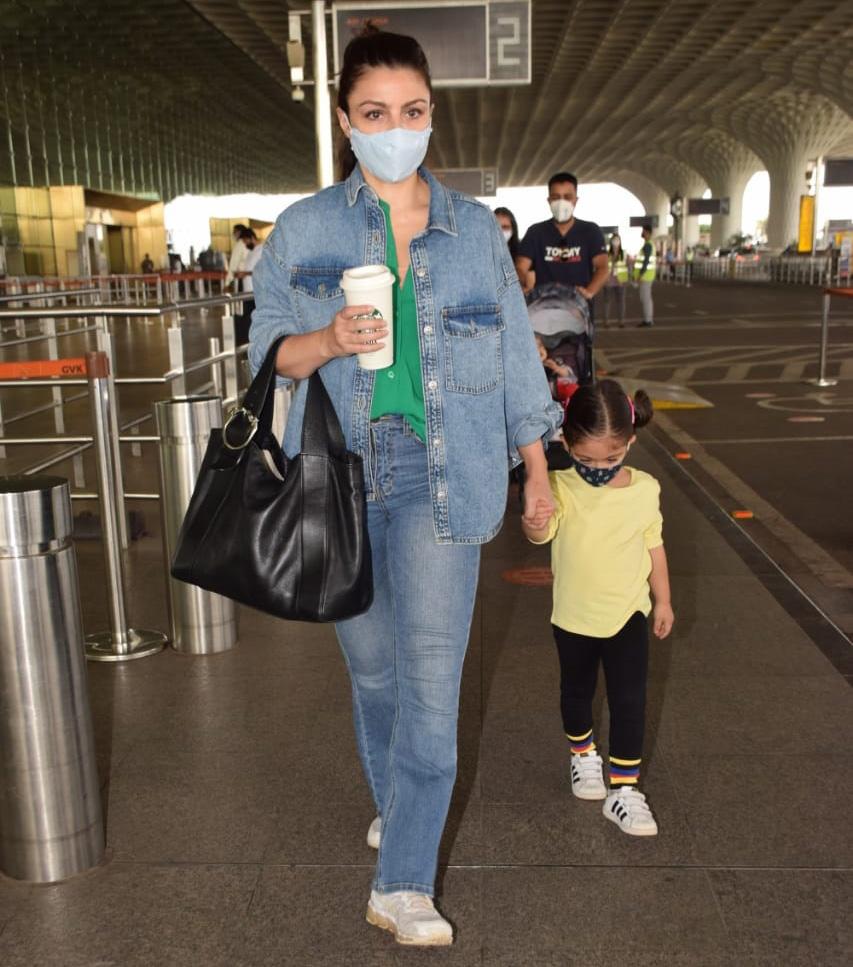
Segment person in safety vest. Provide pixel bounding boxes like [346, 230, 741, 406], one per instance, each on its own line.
[634, 225, 657, 328]
[603, 233, 629, 327]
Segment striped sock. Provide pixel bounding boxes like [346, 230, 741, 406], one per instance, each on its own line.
[567, 729, 597, 756]
[609, 756, 641, 787]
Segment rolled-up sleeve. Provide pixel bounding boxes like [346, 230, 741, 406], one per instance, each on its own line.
[248, 216, 302, 381]
[491, 219, 562, 465]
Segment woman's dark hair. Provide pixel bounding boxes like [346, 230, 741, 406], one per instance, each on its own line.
[562, 378, 653, 445]
[494, 206, 519, 260]
[608, 233, 622, 257]
[336, 27, 433, 181]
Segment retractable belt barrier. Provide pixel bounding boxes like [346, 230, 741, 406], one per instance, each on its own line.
[0, 352, 167, 662]
[155, 396, 239, 655]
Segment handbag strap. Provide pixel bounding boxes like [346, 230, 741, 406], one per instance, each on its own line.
[241, 335, 287, 432]
[302, 371, 347, 458]
[236, 334, 347, 458]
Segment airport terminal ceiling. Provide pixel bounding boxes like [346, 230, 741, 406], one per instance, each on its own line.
[0, 0, 852, 202]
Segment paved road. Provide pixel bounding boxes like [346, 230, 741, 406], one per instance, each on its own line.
[597, 281, 853, 637]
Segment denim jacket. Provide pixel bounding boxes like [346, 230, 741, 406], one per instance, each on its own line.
[249, 165, 562, 544]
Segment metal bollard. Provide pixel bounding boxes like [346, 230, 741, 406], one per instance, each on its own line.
[809, 290, 838, 388]
[154, 396, 238, 654]
[0, 475, 105, 882]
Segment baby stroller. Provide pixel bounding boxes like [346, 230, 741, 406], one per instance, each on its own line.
[526, 282, 594, 391]
[516, 285, 595, 489]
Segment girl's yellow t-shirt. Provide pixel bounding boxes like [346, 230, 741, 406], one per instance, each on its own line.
[529, 466, 663, 637]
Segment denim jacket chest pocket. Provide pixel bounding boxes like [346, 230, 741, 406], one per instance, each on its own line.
[441, 303, 505, 394]
[289, 266, 345, 330]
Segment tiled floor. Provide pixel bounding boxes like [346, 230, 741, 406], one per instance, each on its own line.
[1, 438, 851, 966]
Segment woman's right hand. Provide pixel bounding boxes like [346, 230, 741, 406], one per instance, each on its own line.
[322, 305, 389, 359]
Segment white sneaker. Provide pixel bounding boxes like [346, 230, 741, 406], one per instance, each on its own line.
[366, 816, 381, 850]
[570, 752, 606, 800]
[366, 890, 453, 946]
[603, 787, 659, 836]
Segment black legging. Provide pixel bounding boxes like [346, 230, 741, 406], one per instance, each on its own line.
[552, 611, 648, 762]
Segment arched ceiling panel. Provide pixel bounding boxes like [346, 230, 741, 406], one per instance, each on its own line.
[0, 0, 850, 198]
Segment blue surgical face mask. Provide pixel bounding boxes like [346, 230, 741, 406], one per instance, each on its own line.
[347, 120, 432, 183]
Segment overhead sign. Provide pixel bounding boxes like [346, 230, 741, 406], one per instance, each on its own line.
[332, 1, 531, 86]
[630, 215, 659, 229]
[433, 167, 497, 195]
[687, 197, 730, 216]
[599, 225, 618, 236]
[824, 158, 853, 187]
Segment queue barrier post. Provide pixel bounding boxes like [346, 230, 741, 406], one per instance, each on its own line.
[154, 395, 238, 654]
[82, 351, 168, 661]
[0, 474, 105, 881]
[808, 288, 844, 388]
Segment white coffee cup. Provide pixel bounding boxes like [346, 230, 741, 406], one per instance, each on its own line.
[340, 265, 395, 370]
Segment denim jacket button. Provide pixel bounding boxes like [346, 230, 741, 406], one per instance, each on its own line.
[428, 380, 437, 390]
[436, 490, 446, 499]
[423, 325, 433, 334]
[416, 268, 426, 278]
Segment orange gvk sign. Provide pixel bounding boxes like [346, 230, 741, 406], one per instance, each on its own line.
[0, 357, 88, 379]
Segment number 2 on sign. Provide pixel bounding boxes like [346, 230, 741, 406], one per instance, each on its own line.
[496, 16, 521, 66]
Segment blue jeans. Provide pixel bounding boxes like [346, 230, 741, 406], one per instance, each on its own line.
[335, 416, 481, 895]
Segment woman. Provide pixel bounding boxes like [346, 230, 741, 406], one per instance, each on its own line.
[250, 28, 560, 947]
[494, 206, 527, 287]
[603, 233, 629, 327]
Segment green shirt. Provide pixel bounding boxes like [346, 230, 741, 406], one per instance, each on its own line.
[369, 200, 426, 440]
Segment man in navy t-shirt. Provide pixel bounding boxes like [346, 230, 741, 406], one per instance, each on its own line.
[517, 172, 609, 299]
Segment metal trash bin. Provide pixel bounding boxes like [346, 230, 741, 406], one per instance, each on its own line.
[0, 475, 105, 882]
[155, 396, 238, 654]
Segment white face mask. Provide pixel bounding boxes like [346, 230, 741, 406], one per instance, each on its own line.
[346, 118, 432, 183]
[550, 199, 574, 223]
[501, 228, 513, 242]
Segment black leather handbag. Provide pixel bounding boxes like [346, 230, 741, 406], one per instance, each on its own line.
[170, 338, 373, 622]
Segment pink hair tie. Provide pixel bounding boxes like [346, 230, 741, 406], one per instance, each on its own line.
[627, 394, 635, 424]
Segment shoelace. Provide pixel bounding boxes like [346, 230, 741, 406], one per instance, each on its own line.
[399, 893, 435, 914]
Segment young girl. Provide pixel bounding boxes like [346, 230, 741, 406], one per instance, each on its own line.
[521, 379, 674, 835]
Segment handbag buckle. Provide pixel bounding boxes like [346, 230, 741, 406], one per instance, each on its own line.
[222, 407, 259, 450]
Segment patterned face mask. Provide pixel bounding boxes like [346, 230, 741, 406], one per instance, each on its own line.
[571, 459, 622, 487]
